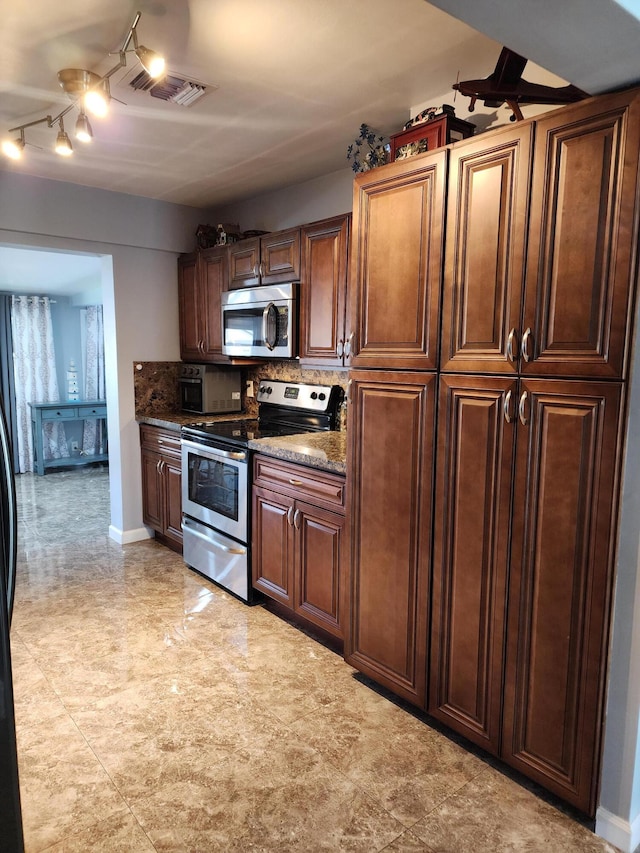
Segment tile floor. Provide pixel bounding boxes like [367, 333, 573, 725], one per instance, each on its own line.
[9, 467, 621, 852]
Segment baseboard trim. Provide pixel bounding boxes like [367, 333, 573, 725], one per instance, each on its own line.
[109, 525, 154, 545]
[596, 806, 640, 852]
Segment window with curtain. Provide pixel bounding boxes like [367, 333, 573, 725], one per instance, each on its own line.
[11, 295, 68, 473]
[81, 305, 106, 456]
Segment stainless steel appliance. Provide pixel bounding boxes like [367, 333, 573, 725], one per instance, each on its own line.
[0, 391, 25, 850]
[181, 379, 343, 602]
[221, 283, 297, 358]
[179, 364, 242, 415]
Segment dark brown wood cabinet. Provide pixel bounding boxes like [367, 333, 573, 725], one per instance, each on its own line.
[252, 455, 346, 639]
[140, 425, 183, 553]
[441, 88, 640, 380]
[299, 214, 351, 367]
[345, 370, 436, 708]
[349, 149, 446, 371]
[429, 376, 623, 814]
[178, 247, 229, 363]
[228, 227, 301, 289]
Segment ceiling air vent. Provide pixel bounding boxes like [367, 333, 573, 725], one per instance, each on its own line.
[128, 69, 210, 107]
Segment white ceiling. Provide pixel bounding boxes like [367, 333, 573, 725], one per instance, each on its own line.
[3, 0, 638, 212]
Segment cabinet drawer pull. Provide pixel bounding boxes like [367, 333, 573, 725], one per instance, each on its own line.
[518, 391, 529, 426]
[507, 328, 517, 362]
[503, 389, 514, 423]
[293, 509, 301, 530]
[288, 478, 303, 486]
[521, 327, 532, 362]
[287, 506, 295, 526]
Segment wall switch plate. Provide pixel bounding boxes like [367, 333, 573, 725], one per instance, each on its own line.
[70, 440, 79, 451]
[246, 381, 254, 398]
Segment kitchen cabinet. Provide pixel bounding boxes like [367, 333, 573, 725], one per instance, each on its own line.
[140, 425, 183, 553]
[430, 376, 622, 815]
[345, 370, 436, 708]
[228, 227, 301, 290]
[178, 247, 229, 363]
[349, 149, 446, 371]
[252, 454, 346, 639]
[441, 88, 640, 379]
[299, 214, 352, 367]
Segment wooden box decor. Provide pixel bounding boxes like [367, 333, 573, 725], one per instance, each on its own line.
[389, 111, 475, 161]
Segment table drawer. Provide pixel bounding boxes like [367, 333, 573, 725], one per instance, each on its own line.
[78, 405, 107, 418]
[42, 406, 78, 420]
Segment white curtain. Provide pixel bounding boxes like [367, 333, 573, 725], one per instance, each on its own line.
[81, 305, 105, 456]
[11, 295, 68, 473]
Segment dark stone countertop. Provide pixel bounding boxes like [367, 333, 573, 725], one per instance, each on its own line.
[248, 431, 347, 476]
[137, 412, 347, 475]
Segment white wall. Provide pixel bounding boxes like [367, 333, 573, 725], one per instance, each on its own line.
[0, 169, 203, 542]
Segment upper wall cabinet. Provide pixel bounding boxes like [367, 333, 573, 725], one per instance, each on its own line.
[299, 214, 351, 367]
[349, 150, 446, 370]
[228, 227, 301, 290]
[440, 123, 532, 375]
[441, 88, 640, 380]
[178, 247, 229, 363]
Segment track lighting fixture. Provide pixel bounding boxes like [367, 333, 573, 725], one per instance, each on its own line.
[1, 11, 164, 161]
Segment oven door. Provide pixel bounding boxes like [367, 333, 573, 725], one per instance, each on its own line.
[181, 438, 248, 542]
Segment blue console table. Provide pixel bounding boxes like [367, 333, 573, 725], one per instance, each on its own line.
[29, 401, 108, 475]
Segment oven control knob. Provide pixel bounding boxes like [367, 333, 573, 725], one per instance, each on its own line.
[310, 392, 318, 400]
[267, 386, 273, 394]
[319, 392, 326, 401]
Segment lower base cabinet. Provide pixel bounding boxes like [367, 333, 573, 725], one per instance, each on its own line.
[252, 454, 346, 639]
[429, 375, 622, 816]
[140, 425, 183, 553]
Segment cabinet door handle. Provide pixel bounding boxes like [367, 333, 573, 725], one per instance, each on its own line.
[503, 389, 514, 423]
[156, 459, 162, 474]
[252, 264, 259, 277]
[336, 340, 344, 358]
[288, 478, 303, 486]
[293, 509, 301, 530]
[259, 261, 265, 278]
[518, 390, 529, 426]
[521, 327, 532, 362]
[287, 506, 295, 526]
[507, 328, 518, 362]
[344, 331, 354, 358]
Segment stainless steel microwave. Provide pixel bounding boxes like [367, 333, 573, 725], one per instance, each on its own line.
[221, 282, 297, 359]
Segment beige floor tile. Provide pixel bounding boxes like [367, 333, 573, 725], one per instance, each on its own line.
[44, 811, 156, 852]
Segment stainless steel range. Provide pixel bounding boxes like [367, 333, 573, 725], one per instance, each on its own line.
[181, 380, 343, 602]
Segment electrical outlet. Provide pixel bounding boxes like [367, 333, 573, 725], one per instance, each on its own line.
[70, 440, 79, 451]
[246, 380, 254, 398]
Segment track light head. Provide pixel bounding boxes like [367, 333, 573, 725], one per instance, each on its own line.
[1, 132, 25, 160]
[55, 118, 73, 156]
[75, 111, 93, 143]
[135, 45, 165, 78]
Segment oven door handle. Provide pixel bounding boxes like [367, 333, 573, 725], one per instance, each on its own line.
[181, 438, 247, 462]
[182, 518, 247, 555]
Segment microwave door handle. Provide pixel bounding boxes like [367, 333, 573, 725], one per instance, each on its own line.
[262, 303, 277, 351]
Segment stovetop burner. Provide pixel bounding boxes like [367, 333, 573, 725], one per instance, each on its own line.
[182, 380, 344, 448]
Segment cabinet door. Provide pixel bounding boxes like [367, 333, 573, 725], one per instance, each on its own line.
[178, 254, 202, 361]
[522, 89, 640, 379]
[201, 247, 229, 362]
[261, 227, 301, 284]
[429, 374, 516, 754]
[294, 500, 345, 638]
[252, 486, 294, 606]
[141, 448, 163, 532]
[345, 370, 436, 708]
[503, 379, 622, 815]
[349, 151, 446, 370]
[299, 215, 350, 367]
[440, 124, 532, 374]
[228, 237, 260, 289]
[163, 454, 184, 550]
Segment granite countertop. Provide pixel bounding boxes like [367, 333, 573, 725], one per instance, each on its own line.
[248, 431, 347, 476]
[136, 412, 248, 432]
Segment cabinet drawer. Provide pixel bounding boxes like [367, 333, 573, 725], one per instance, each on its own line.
[41, 406, 77, 420]
[140, 425, 182, 457]
[78, 405, 106, 418]
[253, 455, 345, 510]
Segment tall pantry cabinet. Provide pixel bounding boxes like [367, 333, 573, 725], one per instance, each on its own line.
[346, 87, 640, 816]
